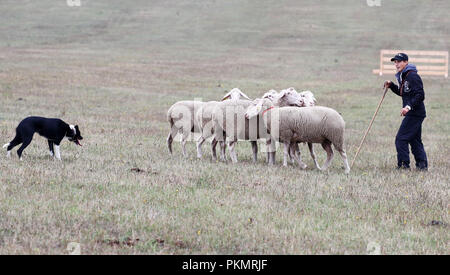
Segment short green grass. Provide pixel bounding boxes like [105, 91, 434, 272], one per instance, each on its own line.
[0, 0, 448, 254]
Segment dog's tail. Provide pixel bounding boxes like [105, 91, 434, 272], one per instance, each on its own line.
[2, 143, 10, 149]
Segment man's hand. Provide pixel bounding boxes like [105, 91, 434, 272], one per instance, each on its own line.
[384, 81, 392, 89]
[400, 107, 410, 116]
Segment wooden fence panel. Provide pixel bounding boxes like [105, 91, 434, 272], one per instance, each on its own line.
[373, 50, 448, 78]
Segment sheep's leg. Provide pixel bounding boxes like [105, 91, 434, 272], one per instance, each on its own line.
[180, 130, 189, 157]
[308, 142, 321, 170]
[269, 140, 277, 165]
[251, 141, 258, 163]
[267, 139, 276, 165]
[211, 137, 218, 161]
[321, 140, 334, 171]
[228, 141, 238, 163]
[288, 144, 293, 163]
[219, 141, 227, 161]
[289, 142, 299, 164]
[217, 131, 228, 161]
[167, 127, 178, 154]
[196, 135, 206, 159]
[336, 147, 350, 174]
[270, 151, 276, 165]
[283, 142, 290, 167]
[292, 142, 307, 169]
[289, 142, 297, 163]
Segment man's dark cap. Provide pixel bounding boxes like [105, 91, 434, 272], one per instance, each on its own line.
[391, 53, 408, 62]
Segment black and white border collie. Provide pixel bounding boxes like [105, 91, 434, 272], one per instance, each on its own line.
[3, 116, 83, 160]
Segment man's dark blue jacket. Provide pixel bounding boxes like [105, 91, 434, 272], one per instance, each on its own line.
[389, 64, 426, 117]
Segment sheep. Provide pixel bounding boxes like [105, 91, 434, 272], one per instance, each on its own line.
[195, 88, 293, 160]
[288, 89, 320, 169]
[167, 100, 204, 156]
[195, 101, 222, 159]
[194, 89, 251, 160]
[245, 98, 350, 174]
[167, 88, 249, 157]
[261, 88, 307, 164]
[259, 88, 320, 169]
[211, 89, 302, 163]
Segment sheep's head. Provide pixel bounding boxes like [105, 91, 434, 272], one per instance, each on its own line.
[277, 88, 303, 107]
[299, 90, 316, 107]
[222, 88, 251, 101]
[262, 89, 278, 101]
[245, 99, 265, 119]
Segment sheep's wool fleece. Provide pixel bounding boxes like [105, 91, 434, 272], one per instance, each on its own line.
[196, 101, 219, 128]
[265, 106, 345, 145]
[213, 99, 265, 140]
[167, 100, 205, 132]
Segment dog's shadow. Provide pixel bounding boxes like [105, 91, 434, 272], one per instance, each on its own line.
[15, 155, 79, 163]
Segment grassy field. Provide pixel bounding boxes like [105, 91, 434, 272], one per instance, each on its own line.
[0, 0, 448, 254]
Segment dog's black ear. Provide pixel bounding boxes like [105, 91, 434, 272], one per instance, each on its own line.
[75, 125, 79, 130]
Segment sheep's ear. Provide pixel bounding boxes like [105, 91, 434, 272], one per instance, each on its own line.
[268, 89, 277, 93]
[222, 95, 231, 101]
[278, 90, 288, 98]
[286, 87, 297, 93]
[221, 90, 232, 101]
[238, 91, 251, 100]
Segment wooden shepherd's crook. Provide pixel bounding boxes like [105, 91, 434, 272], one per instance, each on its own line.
[351, 86, 389, 168]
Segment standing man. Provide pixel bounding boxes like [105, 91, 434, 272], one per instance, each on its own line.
[384, 53, 428, 170]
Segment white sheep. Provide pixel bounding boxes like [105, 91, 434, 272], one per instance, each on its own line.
[195, 88, 250, 160]
[245, 98, 350, 173]
[167, 100, 204, 156]
[211, 89, 302, 163]
[289, 89, 320, 169]
[259, 88, 320, 169]
[167, 88, 249, 157]
[260, 88, 306, 164]
[195, 88, 286, 160]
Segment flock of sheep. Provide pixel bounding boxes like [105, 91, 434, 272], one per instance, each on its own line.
[167, 88, 350, 174]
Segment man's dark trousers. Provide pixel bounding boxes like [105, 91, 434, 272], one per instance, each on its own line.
[395, 115, 428, 169]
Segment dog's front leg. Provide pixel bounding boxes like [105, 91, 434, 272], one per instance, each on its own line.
[48, 140, 54, 157]
[54, 145, 61, 160]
